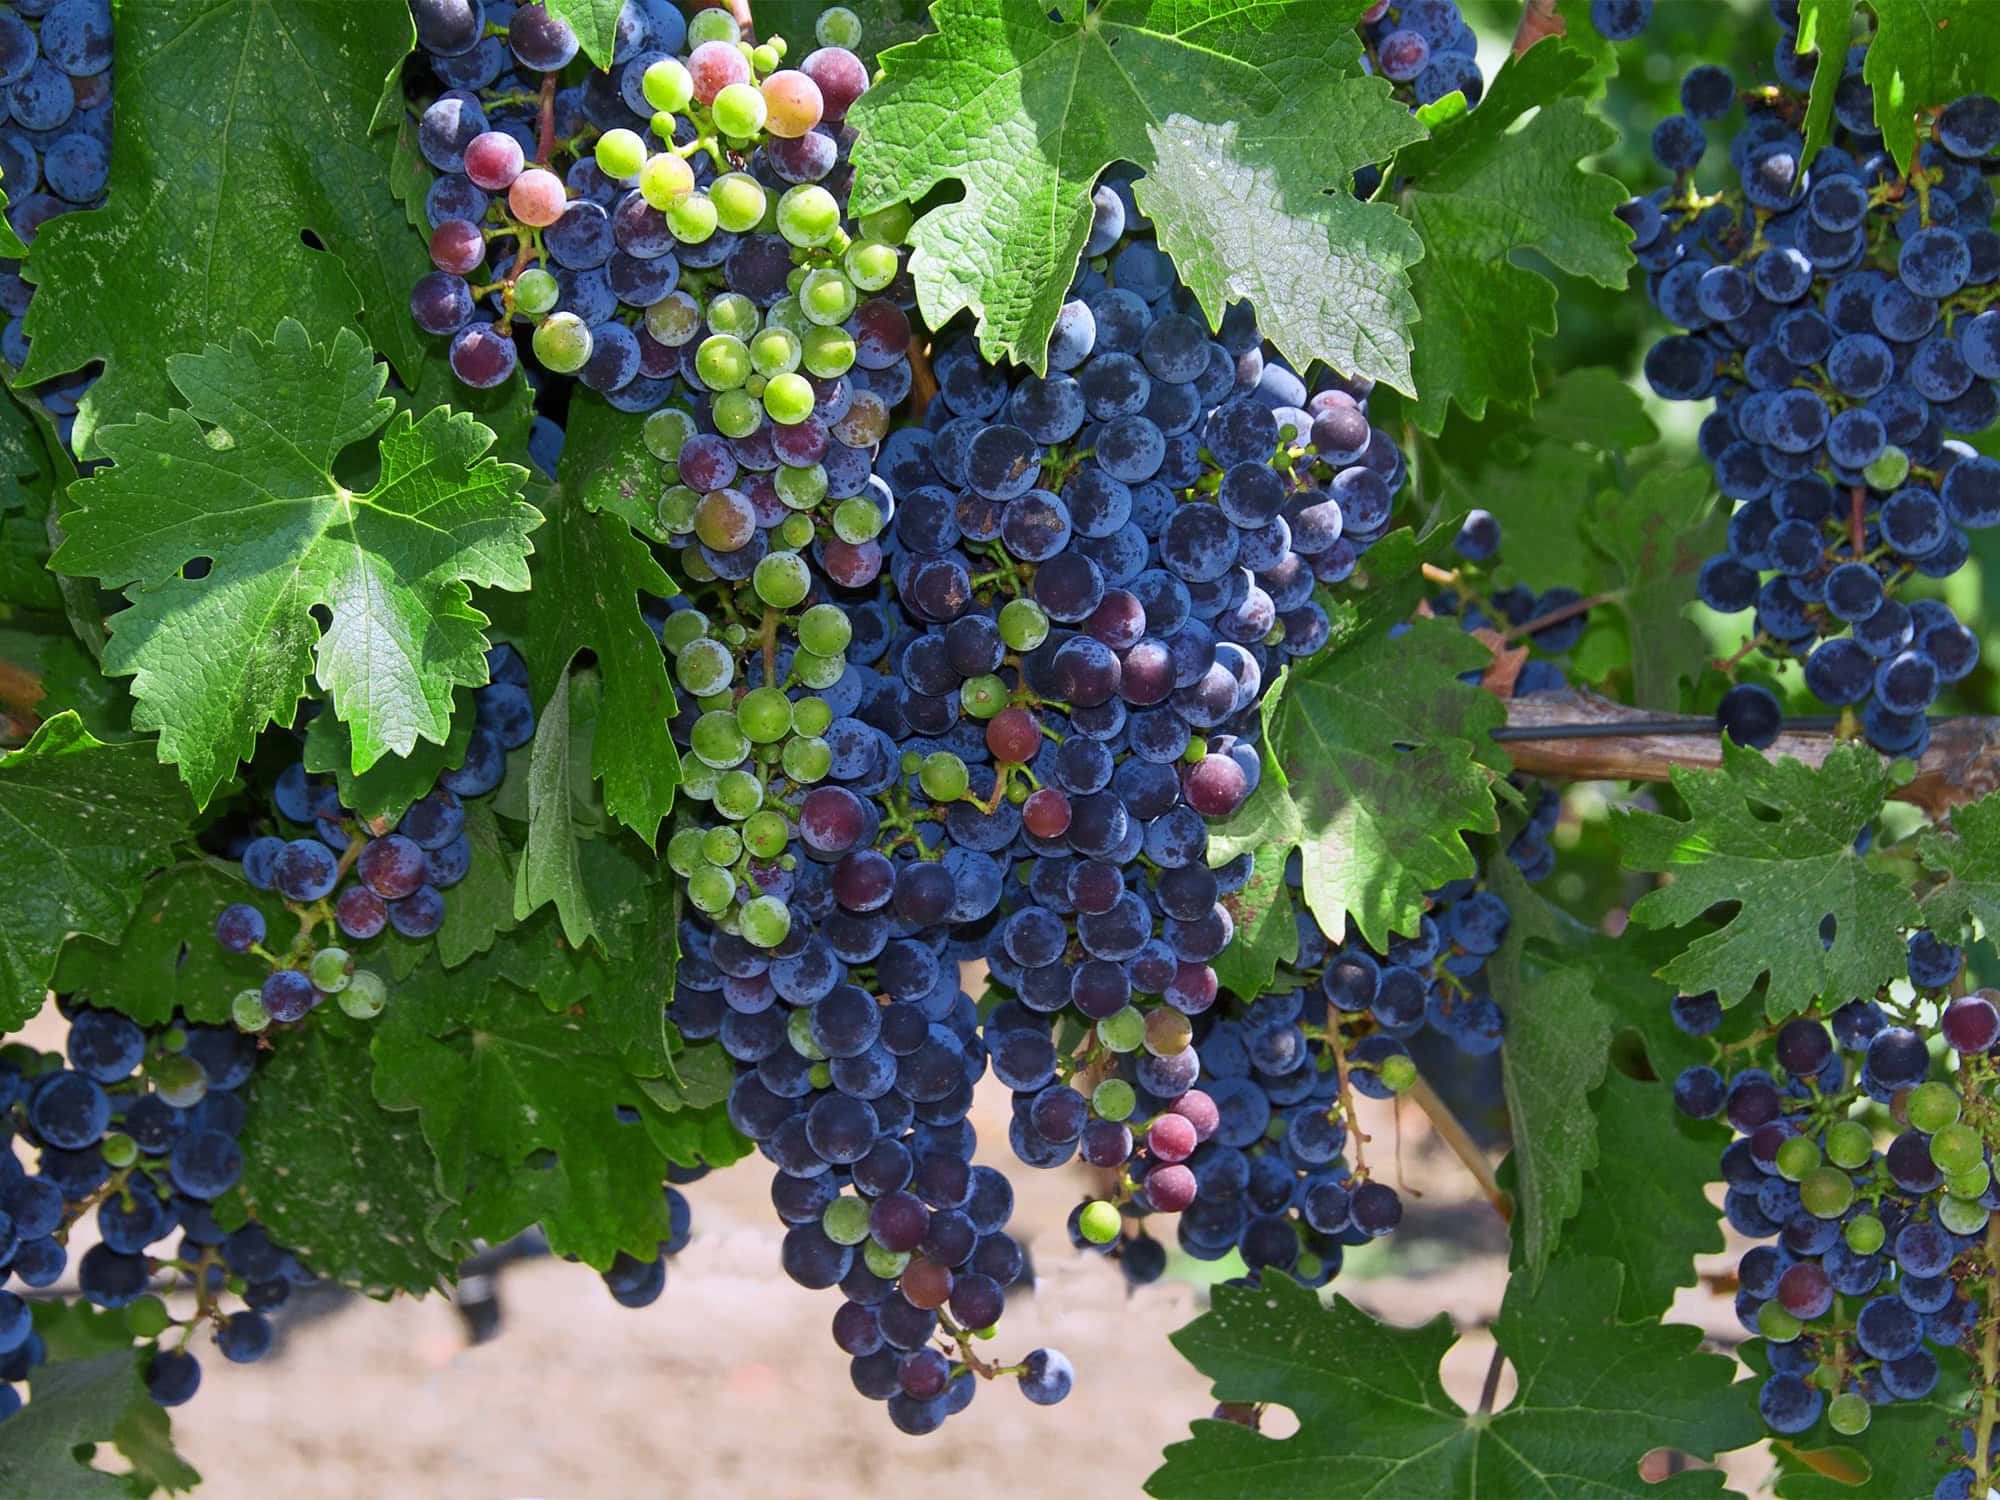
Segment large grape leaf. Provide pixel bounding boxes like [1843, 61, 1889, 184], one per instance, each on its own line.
[1615, 742, 1916, 1018]
[848, 0, 1422, 384]
[1389, 39, 1633, 433]
[1147, 1256, 1759, 1498]
[506, 419, 680, 847]
[371, 948, 744, 1268]
[301, 687, 474, 827]
[435, 799, 518, 968]
[17, 2, 429, 459]
[53, 321, 540, 808]
[547, 0, 625, 66]
[1208, 532, 1504, 951]
[0, 714, 194, 1032]
[237, 1009, 462, 1296]
[51, 862, 285, 1029]
[0, 1349, 150, 1500]
[1798, 0, 2000, 176]
[1918, 791, 2000, 954]
[514, 662, 607, 950]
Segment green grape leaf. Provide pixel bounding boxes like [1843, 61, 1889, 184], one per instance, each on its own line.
[371, 948, 743, 1267]
[546, 0, 626, 66]
[51, 862, 285, 1028]
[435, 799, 519, 968]
[1210, 843, 1297, 999]
[0, 1349, 150, 1500]
[1918, 791, 2000, 953]
[514, 662, 604, 950]
[848, 0, 1417, 379]
[0, 384, 59, 612]
[1800, 0, 2000, 175]
[18, 2, 429, 459]
[1526, 1070, 1729, 1322]
[510, 456, 680, 848]
[237, 1009, 461, 1295]
[1147, 1256, 1759, 1498]
[1391, 40, 1633, 433]
[30, 1301, 202, 1497]
[0, 628, 131, 743]
[53, 321, 540, 808]
[1210, 532, 1504, 950]
[1794, 1, 1856, 172]
[1583, 462, 1727, 708]
[301, 687, 473, 827]
[1615, 742, 1916, 1018]
[560, 394, 669, 537]
[0, 713, 195, 1031]
[0, 181, 25, 260]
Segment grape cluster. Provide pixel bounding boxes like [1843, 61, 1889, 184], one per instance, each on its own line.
[212, 642, 535, 1031]
[1357, 0, 1485, 112]
[600, 1176, 697, 1306]
[1638, 6, 2000, 754]
[1670, 931, 1994, 1481]
[410, 0, 882, 409]
[0, 1010, 318, 1417]
[0, 0, 114, 451]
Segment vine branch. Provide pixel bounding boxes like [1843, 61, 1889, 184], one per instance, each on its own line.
[1405, 1074, 1511, 1225]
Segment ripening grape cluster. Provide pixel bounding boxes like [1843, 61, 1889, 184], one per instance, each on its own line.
[1357, 0, 1485, 112]
[0, 0, 114, 451]
[1640, 4, 2000, 755]
[0, 1011, 319, 1416]
[1669, 931, 1999, 1496]
[410, 0, 879, 406]
[209, 643, 536, 1031]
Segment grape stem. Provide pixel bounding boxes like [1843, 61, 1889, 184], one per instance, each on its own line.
[534, 71, 557, 167]
[1496, 589, 1621, 646]
[1849, 484, 1867, 559]
[1475, 1341, 1507, 1415]
[1405, 1073, 1512, 1225]
[908, 339, 939, 418]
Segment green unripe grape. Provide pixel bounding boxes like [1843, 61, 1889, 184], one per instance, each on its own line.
[668, 827, 708, 877]
[644, 406, 699, 463]
[1775, 1133, 1821, 1182]
[754, 549, 812, 609]
[1087, 1079, 1135, 1126]
[101, 1131, 137, 1168]
[792, 696, 834, 738]
[743, 810, 790, 859]
[679, 549, 719, 585]
[763, 371, 816, 425]
[1078, 1201, 1122, 1245]
[899, 748, 922, 776]
[309, 946, 353, 994]
[660, 608, 710, 652]
[700, 686, 740, 710]
[823, 1194, 873, 1245]
[646, 290, 704, 346]
[595, 127, 646, 180]
[678, 756, 719, 800]
[1864, 445, 1910, 490]
[750, 325, 802, 377]
[920, 751, 969, 802]
[999, 598, 1050, 650]
[830, 496, 883, 545]
[1823, 1118, 1874, 1170]
[232, 988, 271, 1031]
[1379, 1054, 1418, 1093]
[745, 373, 768, 398]
[1799, 1166, 1854, 1219]
[781, 735, 832, 783]
[1942, 1193, 1992, 1235]
[1827, 1391, 1870, 1436]
[711, 388, 763, 439]
[816, 5, 863, 47]
[164, 1024, 188, 1051]
[1909, 1081, 1961, 1134]
[712, 81, 769, 139]
[788, 1007, 826, 1060]
[689, 864, 737, 915]
[860, 202, 914, 243]
[715, 770, 765, 820]
[707, 291, 760, 338]
[643, 57, 695, 112]
[1757, 1300, 1803, 1342]
[687, 7, 739, 44]
[702, 825, 744, 866]
[793, 649, 845, 690]
[1931, 1121, 1985, 1175]
[639, 150, 696, 209]
[751, 42, 782, 73]
[739, 686, 794, 744]
[774, 462, 828, 509]
[533, 312, 593, 374]
[798, 604, 851, 657]
[339, 969, 389, 1020]
[845, 239, 900, 291]
[863, 1243, 910, 1278]
[765, 296, 808, 338]
[711, 171, 769, 232]
[800, 267, 858, 325]
[1949, 1163, 1992, 1199]
[124, 1296, 174, 1340]
[801, 323, 856, 377]
[960, 675, 1008, 718]
[676, 637, 736, 697]
[691, 710, 750, 769]
[740, 895, 792, 948]
[153, 1053, 206, 1108]
[776, 184, 841, 247]
[1844, 1212, 1885, 1255]
[668, 190, 719, 244]
[513, 267, 560, 317]
[778, 512, 816, 550]
[1096, 1008, 1144, 1054]
[696, 334, 752, 390]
